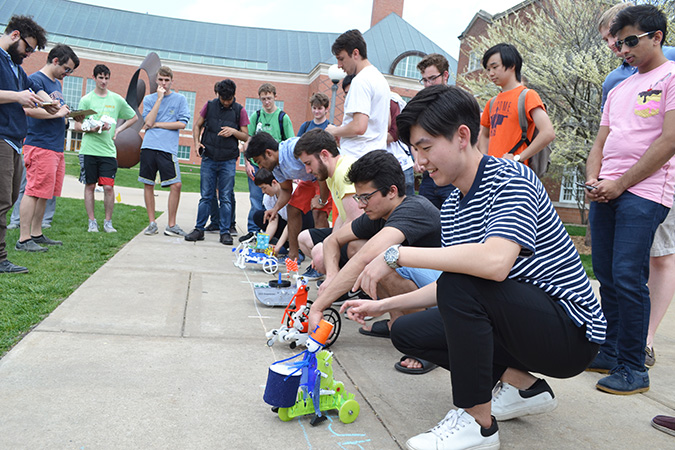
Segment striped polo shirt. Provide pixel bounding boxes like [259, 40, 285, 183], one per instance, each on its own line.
[440, 155, 606, 344]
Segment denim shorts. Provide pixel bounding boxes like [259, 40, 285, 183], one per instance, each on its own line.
[396, 266, 442, 288]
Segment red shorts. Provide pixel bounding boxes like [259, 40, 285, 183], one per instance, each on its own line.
[23, 145, 65, 199]
[288, 180, 333, 214]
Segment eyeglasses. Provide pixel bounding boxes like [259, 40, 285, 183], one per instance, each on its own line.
[419, 73, 442, 85]
[19, 35, 34, 54]
[615, 31, 656, 51]
[62, 65, 74, 74]
[352, 189, 381, 206]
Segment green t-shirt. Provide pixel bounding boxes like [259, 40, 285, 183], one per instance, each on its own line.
[248, 108, 294, 142]
[79, 90, 136, 157]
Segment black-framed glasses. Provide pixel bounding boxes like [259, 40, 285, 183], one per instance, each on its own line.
[353, 189, 381, 206]
[616, 31, 656, 51]
[19, 35, 34, 54]
[62, 65, 74, 74]
[419, 73, 442, 85]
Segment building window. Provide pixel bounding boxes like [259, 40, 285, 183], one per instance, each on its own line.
[467, 51, 481, 73]
[86, 78, 96, 94]
[559, 167, 585, 204]
[393, 55, 423, 79]
[63, 76, 84, 109]
[245, 98, 284, 115]
[66, 130, 83, 152]
[177, 145, 191, 160]
[179, 90, 196, 130]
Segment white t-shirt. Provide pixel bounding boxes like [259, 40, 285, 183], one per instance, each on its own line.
[263, 194, 288, 221]
[340, 64, 390, 159]
[387, 91, 414, 171]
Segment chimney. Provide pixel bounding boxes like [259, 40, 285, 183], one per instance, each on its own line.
[371, 0, 404, 27]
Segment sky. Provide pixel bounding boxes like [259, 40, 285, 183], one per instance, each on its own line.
[72, 0, 525, 60]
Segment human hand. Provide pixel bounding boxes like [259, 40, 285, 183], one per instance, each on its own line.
[17, 90, 43, 108]
[593, 178, 625, 202]
[310, 195, 322, 210]
[55, 104, 70, 118]
[263, 209, 277, 224]
[218, 126, 235, 137]
[156, 86, 166, 100]
[354, 252, 394, 300]
[325, 124, 338, 135]
[339, 299, 382, 325]
[502, 153, 515, 161]
[245, 159, 256, 179]
[43, 102, 61, 115]
[308, 304, 325, 333]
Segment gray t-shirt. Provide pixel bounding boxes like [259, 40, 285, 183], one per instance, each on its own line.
[351, 194, 442, 247]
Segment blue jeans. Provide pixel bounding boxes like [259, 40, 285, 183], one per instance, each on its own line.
[247, 166, 264, 233]
[589, 191, 669, 370]
[196, 157, 236, 233]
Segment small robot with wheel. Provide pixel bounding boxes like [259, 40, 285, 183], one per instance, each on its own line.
[232, 232, 279, 274]
[264, 320, 360, 426]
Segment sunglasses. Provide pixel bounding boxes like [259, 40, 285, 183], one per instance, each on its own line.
[62, 65, 74, 74]
[352, 189, 381, 206]
[615, 31, 656, 51]
[20, 35, 35, 54]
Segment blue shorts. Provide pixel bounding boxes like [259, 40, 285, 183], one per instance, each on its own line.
[396, 267, 441, 288]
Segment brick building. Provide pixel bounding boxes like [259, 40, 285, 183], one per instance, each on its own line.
[1, 0, 456, 170]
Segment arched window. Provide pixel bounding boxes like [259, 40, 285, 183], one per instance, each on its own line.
[391, 52, 425, 79]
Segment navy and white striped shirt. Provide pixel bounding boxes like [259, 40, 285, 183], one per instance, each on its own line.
[440, 156, 606, 344]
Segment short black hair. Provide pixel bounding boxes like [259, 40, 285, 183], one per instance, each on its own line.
[332, 29, 368, 59]
[254, 167, 276, 186]
[611, 4, 667, 47]
[93, 64, 110, 78]
[482, 43, 523, 82]
[397, 85, 480, 147]
[245, 132, 278, 159]
[294, 129, 339, 158]
[342, 74, 355, 93]
[46, 44, 79, 69]
[5, 15, 47, 50]
[347, 150, 405, 198]
[216, 79, 236, 100]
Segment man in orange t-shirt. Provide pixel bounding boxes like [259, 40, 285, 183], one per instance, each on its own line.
[478, 44, 554, 166]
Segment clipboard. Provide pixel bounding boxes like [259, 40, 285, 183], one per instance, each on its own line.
[67, 109, 97, 118]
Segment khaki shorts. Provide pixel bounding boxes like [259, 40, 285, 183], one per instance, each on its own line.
[651, 204, 675, 257]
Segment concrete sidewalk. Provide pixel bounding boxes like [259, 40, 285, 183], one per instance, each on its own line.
[1, 175, 674, 449]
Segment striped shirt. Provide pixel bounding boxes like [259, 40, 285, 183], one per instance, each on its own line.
[440, 156, 606, 344]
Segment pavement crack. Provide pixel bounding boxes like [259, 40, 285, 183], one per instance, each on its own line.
[181, 272, 192, 337]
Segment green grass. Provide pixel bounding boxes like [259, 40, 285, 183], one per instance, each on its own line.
[63, 152, 250, 193]
[0, 197, 150, 357]
[564, 224, 587, 237]
[565, 224, 594, 280]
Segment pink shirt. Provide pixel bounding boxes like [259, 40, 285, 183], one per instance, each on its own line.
[601, 60, 675, 207]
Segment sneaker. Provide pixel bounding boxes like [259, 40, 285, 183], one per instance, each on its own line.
[0, 260, 28, 274]
[204, 222, 219, 232]
[220, 232, 233, 245]
[585, 350, 616, 374]
[41, 222, 51, 229]
[645, 346, 655, 367]
[16, 239, 48, 252]
[164, 224, 186, 237]
[491, 379, 557, 421]
[7, 223, 19, 230]
[406, 408, 499, 450]
[596, 364, 649, 395]
[229, 225, 238, 236]
[144, 222, 158, 235]
[184, 229, 204, 241]
[88, 219, 99, 233]
[238, 231, 255, 243]
[652, 415, 675, 437]
[301, 266, 325, 281]
[32, 235, 62, 246]
[103, 220, 117, 233]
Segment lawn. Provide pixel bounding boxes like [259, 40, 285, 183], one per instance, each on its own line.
[63, 152, 250, 193]
[565, 224, 594, 280]
[0, 197, 150, 357]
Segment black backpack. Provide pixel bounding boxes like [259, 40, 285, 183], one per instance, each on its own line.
[489, 88, 551, 178]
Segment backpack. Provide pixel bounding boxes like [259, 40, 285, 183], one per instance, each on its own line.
[255, 109, 288, 141]
[489, 88, 551, 178]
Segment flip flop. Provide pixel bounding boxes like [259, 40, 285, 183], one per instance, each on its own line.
[358, 319, 390, 338]
[395, 355, 438, 375]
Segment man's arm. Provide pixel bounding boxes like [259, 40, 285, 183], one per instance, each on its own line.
[143, 89, 163, 129]
[24, 103, 69, 120]
[217, 125, 248, 141]
[516, 107, 555, 161]
[340, 195, 362, 223]
[326, 112, 369, 138]
[593, 110, 675, 201]
[193, 114, 205, 157]
[114, 115, 138, 139]
[0, 89, 41, 106]
[478, 125, 490, 155]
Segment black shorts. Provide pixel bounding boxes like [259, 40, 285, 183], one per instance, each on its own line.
[309, 227, 350, 268]
[138, 148, 180, 186]
[83, 154, 117, 186]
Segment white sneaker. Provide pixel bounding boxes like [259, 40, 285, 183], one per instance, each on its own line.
[406, 408, 499, 450]
[103, 220, 117, 233]
[144, 222, 158, 235]
[491, 379, 557, 421]
[88, 219, 99, 232]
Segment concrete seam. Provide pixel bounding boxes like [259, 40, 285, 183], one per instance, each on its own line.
[181, 272, 192, 337]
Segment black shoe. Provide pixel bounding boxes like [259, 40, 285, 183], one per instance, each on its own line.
[184, 229, 205, 241]
[204, 222, 219, 232]
[0, 259, 28, 274]
[229, 225, 238, 236]
[220, 232, 233, 245]
[32, 234, 63, 246]
[238, 231, 255, 242]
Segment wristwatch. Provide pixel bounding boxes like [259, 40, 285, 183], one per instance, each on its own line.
[384, 244, 402, 269]
[317, 197, 327, 206]
[513, 154, 522, 162]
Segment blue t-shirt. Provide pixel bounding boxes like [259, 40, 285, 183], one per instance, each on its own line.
[141, 91, 191, 155]
[25, 71, 67, 152]
[271, 137, 316, 183]
[440, 155, 606, 344]
[297, 119, 330, 137]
